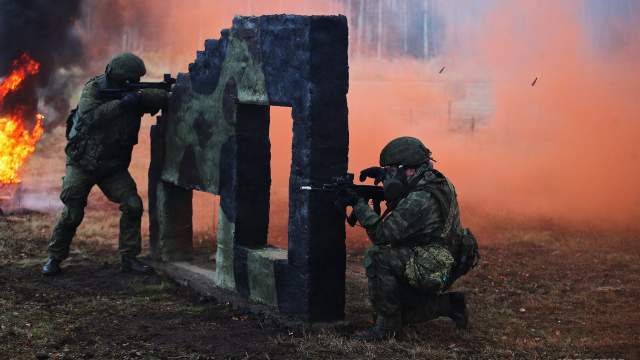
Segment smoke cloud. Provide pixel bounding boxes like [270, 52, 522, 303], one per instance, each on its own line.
[11, 0, 640, 245]
[0, 0, 85, 128]
[347, 1, 640, 236]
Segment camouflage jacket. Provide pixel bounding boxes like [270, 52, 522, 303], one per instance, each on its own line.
[65, 74, 142, 173]
[353, 164, 463, 250]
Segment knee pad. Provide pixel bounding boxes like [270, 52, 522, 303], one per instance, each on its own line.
[121, 194, 143, 218]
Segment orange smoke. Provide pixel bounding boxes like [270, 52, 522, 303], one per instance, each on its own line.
[348, 1, 640, 233]
[0, 54, 45, 184]
[438, 1, 640, 230]
[113, 1, 640, 245]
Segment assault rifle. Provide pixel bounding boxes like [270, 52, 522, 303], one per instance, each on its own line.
[300, 173, 385, 226]
[98, 73, 176, 99]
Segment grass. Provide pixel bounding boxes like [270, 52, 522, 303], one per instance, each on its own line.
[1, 209, 639, 359]
[3, 135, 640, 360]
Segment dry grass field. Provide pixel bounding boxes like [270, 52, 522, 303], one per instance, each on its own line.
[1, 130, 638, 359]
[1, 207, 638, 359]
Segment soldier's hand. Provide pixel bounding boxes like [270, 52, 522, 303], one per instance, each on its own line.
[359, 166, 385, 185]
[120, 90, 143, 110]
[337, 187, 360, 207]
[140, 89, 169, 115]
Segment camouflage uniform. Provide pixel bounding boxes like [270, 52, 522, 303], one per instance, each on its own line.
[47, 53, 166, 262]
[353, 164, 462, 323]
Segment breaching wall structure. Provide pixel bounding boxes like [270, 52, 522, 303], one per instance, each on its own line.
[148, 15, 349, 321]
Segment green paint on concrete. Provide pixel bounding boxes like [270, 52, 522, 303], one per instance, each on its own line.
[215, 204, 236, 290]
[247, 248, 288, 306]
[161, 25, 269, 194]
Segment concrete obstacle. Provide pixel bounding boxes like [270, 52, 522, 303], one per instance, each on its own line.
[149, 15, 349, 321]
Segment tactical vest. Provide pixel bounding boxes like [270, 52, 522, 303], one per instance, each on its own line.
[410, 170, 461, 246]
[411, 169, 480, 280]
[65, 75, 141, 172]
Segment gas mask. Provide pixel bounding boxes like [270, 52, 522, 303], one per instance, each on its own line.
[382, 166, 408, 203]
[359, 165, 413, 205]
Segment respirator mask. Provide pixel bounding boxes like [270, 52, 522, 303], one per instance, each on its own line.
[359, 165, 415, 205]
[382, 166, 408, 203]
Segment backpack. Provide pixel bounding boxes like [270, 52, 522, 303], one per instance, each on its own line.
[453, 227, 480, 278]
[65, 106, 79, 140]
[419, 172, 480, 280]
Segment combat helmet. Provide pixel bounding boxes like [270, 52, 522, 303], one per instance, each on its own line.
[379, 136, 432, 167]
[105, 52, 146, 83]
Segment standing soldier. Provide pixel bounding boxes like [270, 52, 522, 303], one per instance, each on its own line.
[341, 137, 479, 341]
[42, 53, 168, 275]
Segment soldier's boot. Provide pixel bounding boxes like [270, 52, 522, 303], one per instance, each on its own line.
[353, 314, 402, 342]
[121, 256, 152, 274]
[447, 292, 468, 330]
[42, 258, 62, 276]
[401, 292, 468, 329]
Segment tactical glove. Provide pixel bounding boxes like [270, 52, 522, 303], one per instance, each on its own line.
[140, 88, 169, 115]
[359, 166, 386, 184]
[337, 187, 360, 207]
[120, 90, 142, 110]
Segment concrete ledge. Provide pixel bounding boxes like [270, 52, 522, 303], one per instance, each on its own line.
[247, 247, 288, 306]
[147, 260, 257, 309]
[144, 258, 350, 330]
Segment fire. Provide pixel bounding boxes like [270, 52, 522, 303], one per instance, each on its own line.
[0, 54, 40, 105]
[0, 53, 44, 184]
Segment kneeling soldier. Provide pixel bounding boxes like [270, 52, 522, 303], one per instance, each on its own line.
[342, 137, 478, 341]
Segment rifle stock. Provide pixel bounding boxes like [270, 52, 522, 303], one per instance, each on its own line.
[301, 173, 385, 227]
[98, 73, 176, 99]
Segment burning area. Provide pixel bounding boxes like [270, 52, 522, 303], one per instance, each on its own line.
[0, 0, 85, 211]
[0, 54, 45, 185]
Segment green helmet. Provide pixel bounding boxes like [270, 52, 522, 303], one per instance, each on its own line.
[105, 52, 146, 83]
[379, 136, 432, 167]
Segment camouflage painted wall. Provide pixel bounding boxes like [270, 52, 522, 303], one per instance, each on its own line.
[149, 15, 349, 321]
[161, 17, 269, 193]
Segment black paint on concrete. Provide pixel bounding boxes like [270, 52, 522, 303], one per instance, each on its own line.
[306, 15, 349, 321]
[177, 144, 203, 188]
[193, 112, 214, 148]
[150, 15, 349, 321]
[234, 104, 271, 249]
[189, 31, 230, 95]
[149, 114, 195, 261]
[232, 246, 251, 298]
[148, 121, 162, 259]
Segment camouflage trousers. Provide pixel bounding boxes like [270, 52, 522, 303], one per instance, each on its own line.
[48, 165, 143, 260]
[364, 244, 455, 321]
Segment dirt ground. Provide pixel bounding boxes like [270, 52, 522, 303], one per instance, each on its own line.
[1, 207, 639, 359]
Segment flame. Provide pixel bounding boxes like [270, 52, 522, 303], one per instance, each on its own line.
[0, 54, 40, 106]
[0, 54, 44, 184]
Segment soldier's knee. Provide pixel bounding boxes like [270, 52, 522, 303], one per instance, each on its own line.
[364, 246, 394, 278]
[364, 246, 381, 269]
[367, 246, 393, 264]
[60, 207, 84, 228]
[120, 194, 143, 218]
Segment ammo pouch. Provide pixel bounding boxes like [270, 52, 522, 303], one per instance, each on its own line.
[451, 228, 480, 279]
[418, 173, 480, 282]
[64, 107, 97, 171]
